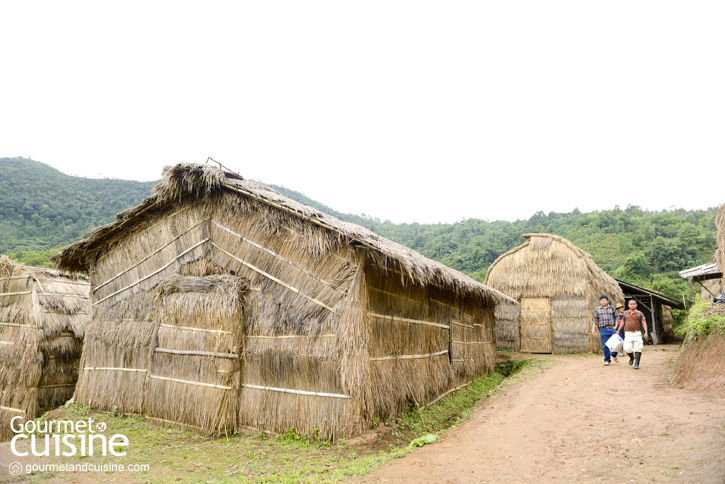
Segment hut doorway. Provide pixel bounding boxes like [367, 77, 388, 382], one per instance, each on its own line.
[519, 297, 552, 353]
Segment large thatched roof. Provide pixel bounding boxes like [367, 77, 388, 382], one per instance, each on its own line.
[484, 233, 624, 303]
[53, 163, 513, 305]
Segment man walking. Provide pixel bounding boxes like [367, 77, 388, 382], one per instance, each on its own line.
[592, 295, 620, 366]
[618, 299, 648, 369]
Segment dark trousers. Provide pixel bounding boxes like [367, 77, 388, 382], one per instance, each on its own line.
[599, 327, 618, 362]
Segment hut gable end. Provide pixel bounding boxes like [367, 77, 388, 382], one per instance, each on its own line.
[485, 234, 624, 355]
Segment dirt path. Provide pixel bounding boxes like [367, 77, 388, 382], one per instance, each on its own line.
[358, 345, 725, 484]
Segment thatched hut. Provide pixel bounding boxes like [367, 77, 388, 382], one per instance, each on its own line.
[52, 163, 514, 440]
[484, 233, 624, 354]
[0, 256, 89, 441]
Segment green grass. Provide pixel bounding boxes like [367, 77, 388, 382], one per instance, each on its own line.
[676, 299, 725, 336]
[18, 360, 530, 483]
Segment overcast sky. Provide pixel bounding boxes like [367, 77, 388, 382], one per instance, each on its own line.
[2, 1, 723, 224]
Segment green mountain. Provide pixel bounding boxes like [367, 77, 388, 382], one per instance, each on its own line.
[1, 158, 719, 326]
[0, 157, 157, 265]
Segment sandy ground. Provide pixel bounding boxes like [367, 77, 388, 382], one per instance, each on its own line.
[357, 345, 725, 484]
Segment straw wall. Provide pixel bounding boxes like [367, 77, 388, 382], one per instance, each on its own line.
[494, 298, 520, 351]
[363, 261, 495, 420]
[208, 195, 359, 439]
[1, 259, 88, 441]
[75, 204, 210, 416]
[551, 295, 592, 353]
[144, 275, 244, 434]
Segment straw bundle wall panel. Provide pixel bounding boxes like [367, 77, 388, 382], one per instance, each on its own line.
[551, 295, 592, 353]
[144, 275, 243, 434]
[74, 337, 150, 414]
[364, 264, 453, 418]
[495, 299, 520, 351]
[146, 353, 238, 434]
[92, 206, 210, 307]
[1, 267, 88, 441]
[238, 386, 355, 440]
[36, 353, 79, 412]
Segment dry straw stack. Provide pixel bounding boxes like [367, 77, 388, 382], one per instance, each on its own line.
[0, 256, 89, 441]
[485, 234, 624, 354]
[53, 163, 515, 440]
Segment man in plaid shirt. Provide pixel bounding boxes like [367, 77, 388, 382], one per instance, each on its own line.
[591, 295, 620, 366]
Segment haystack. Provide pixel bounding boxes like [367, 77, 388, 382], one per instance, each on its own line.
[0, 256, 89, 441]
[484, 234, 624, 354]
[52, 163, 515, 439]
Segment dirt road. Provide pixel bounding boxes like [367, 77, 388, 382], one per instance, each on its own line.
[359, 345, 725, 484]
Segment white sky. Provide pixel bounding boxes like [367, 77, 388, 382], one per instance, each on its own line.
[1, 1, 723, 224]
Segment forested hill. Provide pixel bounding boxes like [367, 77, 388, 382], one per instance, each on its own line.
[0, 157, 157, 263]
[271, 184, 718, 296]
[1, 158, 719, 311]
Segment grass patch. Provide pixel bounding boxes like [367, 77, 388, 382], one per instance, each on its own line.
[676, 299, 725, 337]
[16, 359, 530, 483]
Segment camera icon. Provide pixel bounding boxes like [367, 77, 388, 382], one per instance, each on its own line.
[8, 462, 23, 476]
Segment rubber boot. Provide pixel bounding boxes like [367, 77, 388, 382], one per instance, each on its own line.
[628, 352, 635, 365]
[634, 352, 641, 369]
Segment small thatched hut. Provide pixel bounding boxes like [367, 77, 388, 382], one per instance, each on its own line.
[484, 233, 624, 354]
[0, 256, 89, 441]
[53, 163, 514, 440]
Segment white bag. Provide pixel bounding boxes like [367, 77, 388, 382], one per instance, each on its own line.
[605, 333, 623, 353]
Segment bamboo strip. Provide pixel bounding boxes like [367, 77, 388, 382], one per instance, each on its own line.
[370, 349, 448, 361]
[41, 310, 89, 315]
[451, 320, 474, 329]
[94, 218, 208, 293]
[37, 384, 77, 389]
[0, 405, 25, 414]
[430, 297, 460, 312]
[212, 220, 345, 294]
[0, 291, 32, 297]
[145, 416, 206, 432]
[212, 242, 336, 313]
[36, 293, 89, 299]
[451, 341, 492, 345]
[0, 322, 33, 328]
[149, 374, 232, 390]
[95, 202, 197, 265]
[246, 334, 336, 340]
[84, 367, 148, 372]
[154, 348, 240, 359]
[0, 341, 13, 345]
[368, 312, 449, 330]
[367, 286, 429, 308]
[451, 359, 475, 363]
[94, 238, 210, 305]
[241, 383, 351, 399]
[422, 382, 472, 409]
[160, 324, 231, 335]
